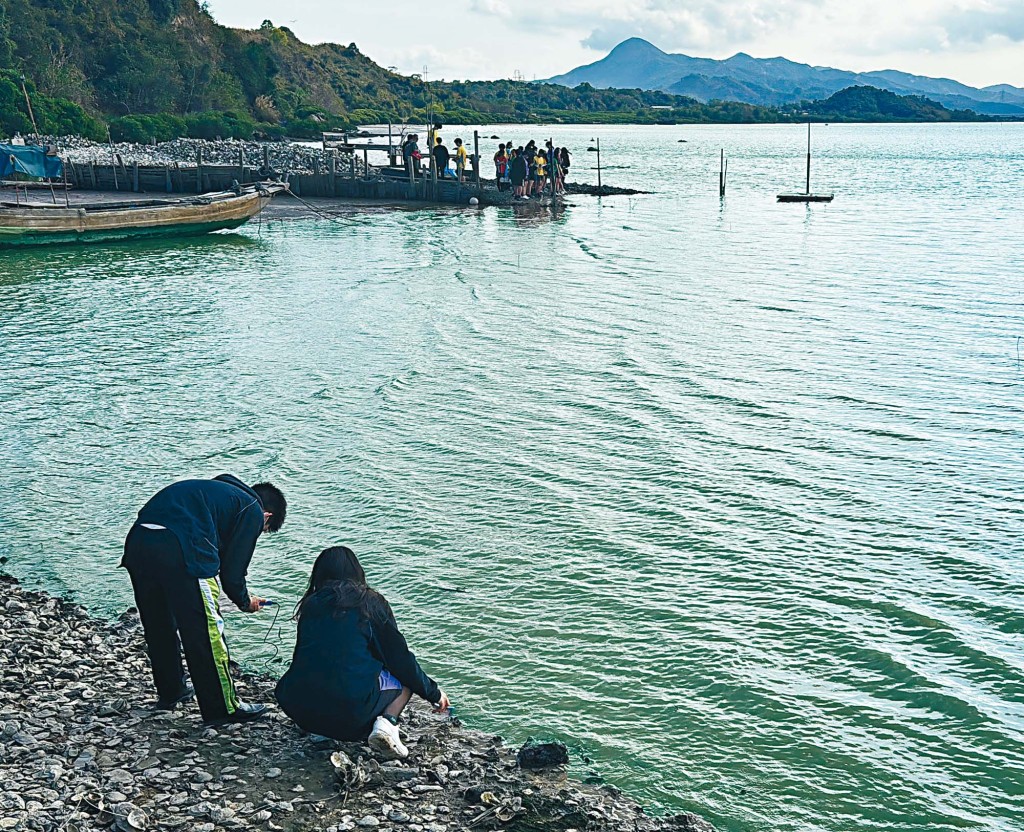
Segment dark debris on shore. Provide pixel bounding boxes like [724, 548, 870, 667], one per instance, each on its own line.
[0, 574, 714, 832]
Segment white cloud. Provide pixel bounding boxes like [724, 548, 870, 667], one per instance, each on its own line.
[469, 0, 512, 18]
[939, 1, 1024, 44]
[204, 0, 1024, 90]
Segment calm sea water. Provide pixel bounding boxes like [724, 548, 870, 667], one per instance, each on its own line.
[1, 124, 1022, 832]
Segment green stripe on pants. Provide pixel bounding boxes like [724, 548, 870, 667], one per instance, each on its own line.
[198, 578, 238, 714]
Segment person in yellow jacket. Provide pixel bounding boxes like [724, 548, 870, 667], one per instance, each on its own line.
[535, 149, 548, 195]
[454, 138, 468, 183]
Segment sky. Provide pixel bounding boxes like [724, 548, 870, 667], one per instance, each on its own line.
[205, 0, 1024, 90]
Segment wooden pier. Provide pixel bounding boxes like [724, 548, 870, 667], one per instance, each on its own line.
[61, 149, 486, 206]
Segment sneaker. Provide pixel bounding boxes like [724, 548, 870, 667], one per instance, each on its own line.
[368, 716, 408, 759]
[203, 701, 267, 726]
[155, 683, 194, 711]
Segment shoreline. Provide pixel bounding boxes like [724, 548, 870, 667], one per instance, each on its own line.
[0, 573, 715, 832]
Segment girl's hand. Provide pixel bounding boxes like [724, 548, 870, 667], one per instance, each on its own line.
[433, 690, 451, 713]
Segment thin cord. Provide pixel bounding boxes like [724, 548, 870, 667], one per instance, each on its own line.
[284, 186, 357, 225]
[255, 601, 283, 670]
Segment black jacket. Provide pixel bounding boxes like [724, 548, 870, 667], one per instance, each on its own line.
[275, 589, 440, 740]
[130, 474, 263, 609]
[432, 143, 450, 169]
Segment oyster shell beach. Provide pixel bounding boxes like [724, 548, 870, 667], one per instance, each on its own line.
[0, 574, 713, 832]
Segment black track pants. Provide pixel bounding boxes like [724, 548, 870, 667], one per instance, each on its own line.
[122, 526, 239, 722]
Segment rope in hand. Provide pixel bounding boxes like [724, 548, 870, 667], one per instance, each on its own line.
[256, 601, 283, 670]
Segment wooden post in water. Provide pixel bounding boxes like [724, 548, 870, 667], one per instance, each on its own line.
[473, 130, 481, 188]
[363, 148, 369, 181]
[89, 161, 96, 189]
[805, 122, 811, 195]
[596, 137, 602, 189]
[431, 142, 438, 201]
[239, 148, 246, 183]
[195, 148, 203, 193]
[165, 165, 172, 193]
[719, 149, 724, 197]
[132, 161, 139, 192]
[262, 144, 270, 174]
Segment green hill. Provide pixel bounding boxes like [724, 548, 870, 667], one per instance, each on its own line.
[795, 85, 982, 122]
[0, 0, 999, 140]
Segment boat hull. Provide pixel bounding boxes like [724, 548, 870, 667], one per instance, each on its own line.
[0, 187, 279, 248]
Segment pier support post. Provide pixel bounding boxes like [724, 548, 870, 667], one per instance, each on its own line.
[195, 148, 203, 193]
[473, 131, 481, 189]
[431, 146, 438, 201]
[133, 162, 139, 193]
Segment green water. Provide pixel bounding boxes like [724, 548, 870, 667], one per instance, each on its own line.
[1, 124, 1022, 832]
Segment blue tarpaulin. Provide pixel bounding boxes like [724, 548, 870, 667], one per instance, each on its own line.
[0, 144, 63, 179]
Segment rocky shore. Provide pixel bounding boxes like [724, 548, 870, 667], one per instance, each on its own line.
[0, 574, 713, 832]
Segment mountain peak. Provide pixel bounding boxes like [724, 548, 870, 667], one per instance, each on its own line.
[546, 40, 1024, 115]
[609, 38, 666, 56]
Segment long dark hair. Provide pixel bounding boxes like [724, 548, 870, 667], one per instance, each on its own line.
[294, 545, 388, 621]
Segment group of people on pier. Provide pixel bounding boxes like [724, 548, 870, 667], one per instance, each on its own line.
[122, 475, 448, 760]
[494, 139, 571, 199]
[400, 132, 571, 197]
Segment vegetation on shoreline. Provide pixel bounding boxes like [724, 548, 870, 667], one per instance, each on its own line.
[0, 0, 1005, 141]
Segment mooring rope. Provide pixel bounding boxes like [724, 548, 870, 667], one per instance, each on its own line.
[283, 185, 356, 225]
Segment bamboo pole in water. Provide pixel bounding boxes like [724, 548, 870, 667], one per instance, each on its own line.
[474, 131, 481, 188]
[806, 122, 811, 195]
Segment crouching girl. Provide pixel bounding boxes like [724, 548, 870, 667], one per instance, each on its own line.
[275, 546, 450, 758]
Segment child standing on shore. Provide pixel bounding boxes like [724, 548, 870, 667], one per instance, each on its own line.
[275, 546, 450, 758]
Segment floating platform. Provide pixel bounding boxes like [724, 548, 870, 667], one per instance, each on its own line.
[777, 193, 834, 203]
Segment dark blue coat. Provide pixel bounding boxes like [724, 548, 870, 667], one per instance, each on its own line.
[130, 474, 263, 609]
[275, 589, 440, 741]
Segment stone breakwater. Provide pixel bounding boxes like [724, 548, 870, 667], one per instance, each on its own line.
[46, 137, 366, 177]
[0, 574, 714, 832]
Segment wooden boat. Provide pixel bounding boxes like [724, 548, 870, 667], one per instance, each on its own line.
[777, 123, 833, 203]
[0, 182, 286, 248]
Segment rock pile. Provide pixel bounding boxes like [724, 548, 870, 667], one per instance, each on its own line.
[0, 573, 714, 832]
[46, 137, 369, 177]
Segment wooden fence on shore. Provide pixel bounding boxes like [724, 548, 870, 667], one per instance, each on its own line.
[63, 153, 486, 205]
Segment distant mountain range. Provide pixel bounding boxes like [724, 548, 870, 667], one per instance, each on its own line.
[546, 38, 1024, 116]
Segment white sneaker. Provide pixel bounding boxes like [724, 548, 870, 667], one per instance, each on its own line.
[368, 716, 408, 759]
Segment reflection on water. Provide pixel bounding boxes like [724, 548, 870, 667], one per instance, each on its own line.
[1, 123, 1022, 832]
